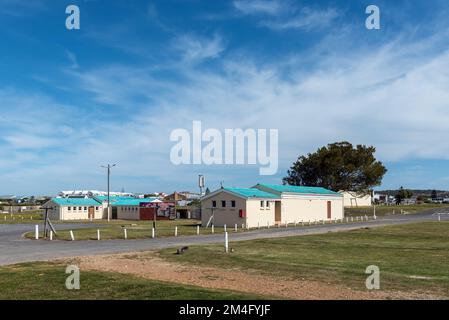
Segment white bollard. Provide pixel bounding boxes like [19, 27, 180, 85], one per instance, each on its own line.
[197, 225, 200, 235]
[152, 227, 155, 239]
[4, 216, 6, 221]
[246, 223, 249, 230]
[175, 226, 178, 237]
[70, 230, 75, 241]
[97, 229, 100, 240]
[224, 224, 227, 232]
[124, 228, 127, 240]
[438, 214, 441, 222]
[351, 216, 354, 222]
[374, 215, 377, 220]
[224, 232, 229, 253]
[49, 230, 53, 241]
[211, 225, 215, 234]
[35, 225, 39, 240]
[241, 223, 244, 229]
[235, 223, 238, 232]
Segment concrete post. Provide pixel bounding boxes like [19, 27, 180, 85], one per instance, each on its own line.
[35, 225, 39, 240]
[175, 226, 178, 237]
[197, 225, 200, 235]
[152, 227, 155, 238]
[224, 232, 229, 253]
[97, 229, 100, 240]
[124, 228, 127, 239]
[70, 230, 75, 241]
[50, 230, 53, 241]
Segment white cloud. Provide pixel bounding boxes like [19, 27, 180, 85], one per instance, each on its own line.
[233, 0, 283, 15]
[172, 33, 226, 63]
[262, 7, 339, 30]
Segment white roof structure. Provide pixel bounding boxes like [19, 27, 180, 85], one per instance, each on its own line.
[59, 190, 135, 197]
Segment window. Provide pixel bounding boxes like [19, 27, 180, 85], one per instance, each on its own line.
[266, 201, 270, 208]
[68, 207, 71, 211]
[95, 207, 99, 210]
[212, 200, 217, 208]
[221, 200, 226, 208]
[78, 207, 82, 211]
[260, 201, 264, 208]
[84, 207, 87, 211]
[231, 200, 236, 208]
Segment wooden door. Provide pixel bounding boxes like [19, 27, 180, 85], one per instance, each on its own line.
[327, 201, 331, 219]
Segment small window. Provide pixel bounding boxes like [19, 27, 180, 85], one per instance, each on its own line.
[84, 207, 87, 211]
[260, 201, 264, 208]
[221, 200, 226, 208]
[266, 201, 270, 208]
[212, 200, 217, 208]
[79, 207, 82, 210]
[95, 207, 99, 210]
[231, 200, 236, 208]
[68, 207, 71, 211]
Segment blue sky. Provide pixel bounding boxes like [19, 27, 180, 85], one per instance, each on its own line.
[1, 0, 449, 195]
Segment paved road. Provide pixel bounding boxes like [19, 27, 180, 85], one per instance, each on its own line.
[0, 209, 448, 266]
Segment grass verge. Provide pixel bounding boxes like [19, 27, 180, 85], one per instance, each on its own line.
[0, 261, 264, 300]
[158, 221, 449, 296]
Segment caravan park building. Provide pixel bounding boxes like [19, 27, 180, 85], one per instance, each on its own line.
[201, 184, 344, 228]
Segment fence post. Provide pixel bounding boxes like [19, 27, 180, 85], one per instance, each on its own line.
[70, 230, 75, 241]
[235, 223, 238, 232]
[49, 230, 53, 241]
[152, 227, 155, 239]
[175, 226, 178, 237]
[197, 225, 200, 235]
[438, 214, 441, 222]
[97, 229, 100, 240]
[124, 228, 127, 240]
[224, 232, 229, 253]
[35, 225, 39, 240]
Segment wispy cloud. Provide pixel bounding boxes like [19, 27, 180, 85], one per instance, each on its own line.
[233, 0, 283, 15]
[172, 33, 226, 63]
[233, 0, 339, 31]
[262, 7, 339, 30]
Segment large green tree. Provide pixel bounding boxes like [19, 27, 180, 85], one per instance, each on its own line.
[283, 141, 387, 193]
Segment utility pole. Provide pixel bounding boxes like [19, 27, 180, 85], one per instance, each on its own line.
[101, 164, 116, 221]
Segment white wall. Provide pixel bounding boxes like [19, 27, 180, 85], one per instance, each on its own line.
[342, 192, 372, 207]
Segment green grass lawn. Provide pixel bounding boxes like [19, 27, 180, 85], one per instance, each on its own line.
[26, 219, 249, 240]
[158, 222, 449, 296]
[0, 261, 263, 300]
[344, 203, 449, 217]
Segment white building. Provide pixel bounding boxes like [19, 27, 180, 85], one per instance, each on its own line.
[341, 191, 372, 207]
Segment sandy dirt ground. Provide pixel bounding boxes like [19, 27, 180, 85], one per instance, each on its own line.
[65, 252, 443, 300]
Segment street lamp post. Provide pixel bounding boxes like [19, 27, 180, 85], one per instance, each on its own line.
[101, 164, 116, 221]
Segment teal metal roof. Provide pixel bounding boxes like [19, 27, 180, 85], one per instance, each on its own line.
[224, 187, 279, 199]
[112, 197, 160, 206]
[257, 184, 341, 196]
[51, 198, 102, 206]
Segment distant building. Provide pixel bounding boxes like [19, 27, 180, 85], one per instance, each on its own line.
[340, 191, 372, 207]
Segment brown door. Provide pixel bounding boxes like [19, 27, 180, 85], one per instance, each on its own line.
[327, 201, 331, 219]
[88, 206, 95, 219]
